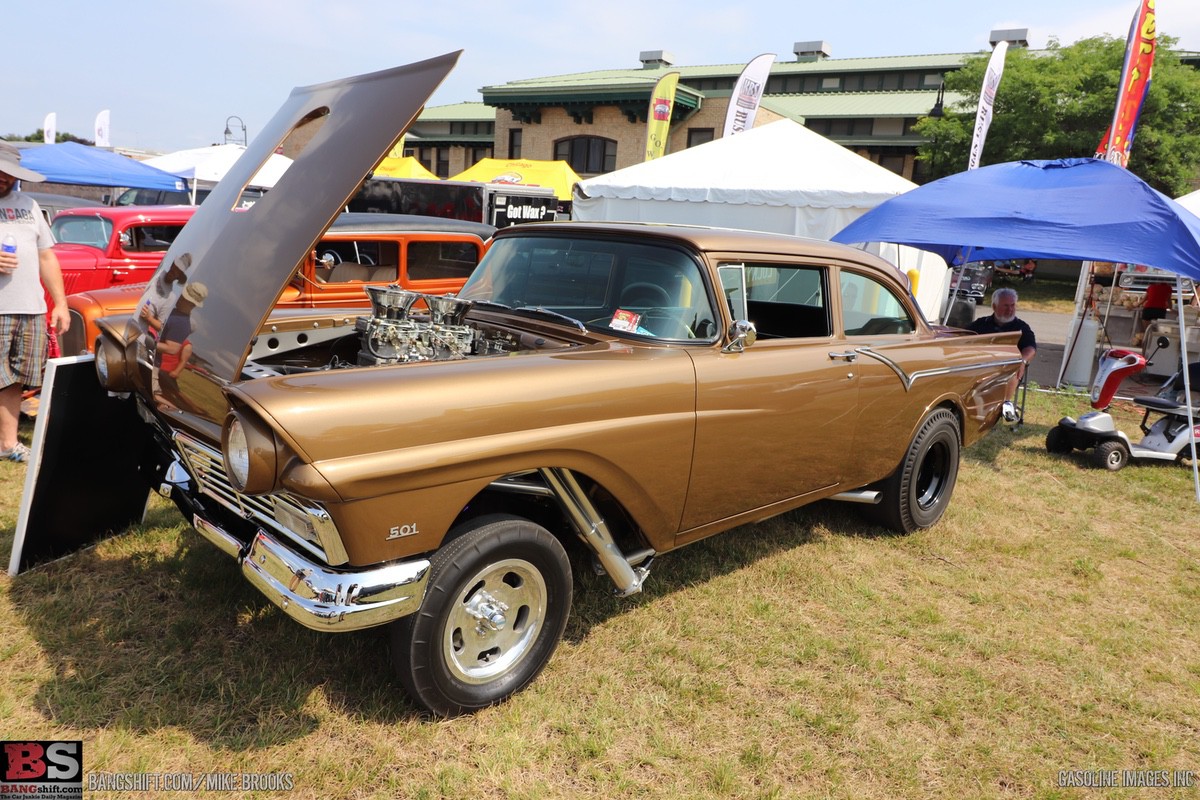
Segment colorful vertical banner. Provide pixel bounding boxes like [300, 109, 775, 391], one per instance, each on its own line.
[722, 54, 775, 137]
[644, 72, 680, 161]
[1095, 0, 1156, 167]
[94, 110, 111, 148]
[967, 41, 1008, 170]
[42, 113, 57, 144]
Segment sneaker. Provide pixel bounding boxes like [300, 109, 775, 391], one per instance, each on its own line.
[1001, 400, 1019, 423]
[0, 442, 31, 463]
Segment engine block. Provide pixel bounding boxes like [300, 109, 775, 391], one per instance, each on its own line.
[356, 286, 508, 365]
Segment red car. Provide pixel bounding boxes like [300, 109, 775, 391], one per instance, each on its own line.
[51, 205, 196, 296]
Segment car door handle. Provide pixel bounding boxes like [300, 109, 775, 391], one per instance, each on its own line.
[828, 351, 858, 362]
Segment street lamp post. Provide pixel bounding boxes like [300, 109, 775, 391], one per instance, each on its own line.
[224, 115, 247, 146]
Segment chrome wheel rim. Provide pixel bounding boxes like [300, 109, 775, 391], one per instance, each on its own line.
[444, 557, 547, 685]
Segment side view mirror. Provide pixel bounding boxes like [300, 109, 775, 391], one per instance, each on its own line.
[722, 319, 757, 353]
[1157, 335, 1170, 349]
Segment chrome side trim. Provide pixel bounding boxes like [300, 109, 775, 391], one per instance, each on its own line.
[539, 467, 648, 597]
[241, 529, 430, 631]
[855, 347, 1024, 392]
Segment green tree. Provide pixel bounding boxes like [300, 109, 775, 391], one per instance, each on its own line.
[915, 35, 1200, 195]
[3, 130, 95, 145]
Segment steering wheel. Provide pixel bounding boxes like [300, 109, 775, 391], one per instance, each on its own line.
[640, 308, 695, 339]
[620, 282, 672, 308]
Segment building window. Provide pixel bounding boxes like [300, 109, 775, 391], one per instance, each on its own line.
[820, 76, 841, 91]
[509, 129, 522, 159]
[450, 121, 495, 135]
[554, 136, 617, 174]
[419, 146, 452, 178]
[470, 146, 491, 166]
[687, 128, 715, 148]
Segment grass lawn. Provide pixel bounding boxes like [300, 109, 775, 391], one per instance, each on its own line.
[985, 276, 1079, 315]
[1, 391, 1198, 799]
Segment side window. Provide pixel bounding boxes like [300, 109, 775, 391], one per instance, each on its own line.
[737, 263, 831, 339]
[128, 224, 183, 253]
[840, 270, 915, 336]
[320, 240, 399, 283]
[407, 240, 481, 281]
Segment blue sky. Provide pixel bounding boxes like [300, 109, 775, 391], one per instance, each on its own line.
[9, 0, 1198, 154]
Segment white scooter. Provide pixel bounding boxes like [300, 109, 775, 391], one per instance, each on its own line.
[1046, 336, 1200, 471]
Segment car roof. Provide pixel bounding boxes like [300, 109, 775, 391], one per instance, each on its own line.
[331, 212, 495, 238]
[52, 205, 198, 224]
[492, 220, 904, 273]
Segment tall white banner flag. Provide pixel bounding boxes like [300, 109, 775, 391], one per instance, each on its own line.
[42, 113, 57, 144]
[94, 109, 111, 148]
[967, 41, 1008, 170]
[722, 53, 775, 137]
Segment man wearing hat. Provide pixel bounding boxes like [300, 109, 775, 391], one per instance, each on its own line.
[154, 280, 206, 409]
[0, 141, 70, 462]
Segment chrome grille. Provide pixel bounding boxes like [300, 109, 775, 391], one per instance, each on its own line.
[173, 433, 327, 559]
[61, 310, 87, 356]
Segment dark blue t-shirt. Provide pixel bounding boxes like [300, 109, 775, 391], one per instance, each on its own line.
[968, 314, 1036, 353]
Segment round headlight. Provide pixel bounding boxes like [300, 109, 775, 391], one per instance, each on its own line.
[94, 341, 110, 385]
[225, 417, 251, 491]
[93, 332, 133, 392]
[222, 411, 278, 495]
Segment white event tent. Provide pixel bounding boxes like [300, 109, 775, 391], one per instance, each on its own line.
[572, 119, 949, 319]
[145, 144, 293, 200]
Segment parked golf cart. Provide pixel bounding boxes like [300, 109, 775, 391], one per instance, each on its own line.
[1046, 336, 1200, 470]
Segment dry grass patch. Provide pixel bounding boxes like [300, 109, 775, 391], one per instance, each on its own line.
[2, 392, 1198, 799]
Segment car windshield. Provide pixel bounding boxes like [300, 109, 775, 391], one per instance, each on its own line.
[458, 234, 718, 340]
[51, 215, 114, 249]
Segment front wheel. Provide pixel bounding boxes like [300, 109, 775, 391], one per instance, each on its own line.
[868, 408, 961, 534]
[1092, 440, 1129, 471]
[391, 515, 573, 717]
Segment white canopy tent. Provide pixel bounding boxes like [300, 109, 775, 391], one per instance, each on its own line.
[572, 119, 949, 319]
[144, 144, 293, 200]
[1177, 189, 1200, 215]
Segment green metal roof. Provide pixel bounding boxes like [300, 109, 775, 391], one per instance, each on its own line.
[483, 51, 976, 97]
[416, 102, 495, 122]
[764, 90, 967, 119]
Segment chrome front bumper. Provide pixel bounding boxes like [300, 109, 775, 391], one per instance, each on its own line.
[193, 515, 430, 632]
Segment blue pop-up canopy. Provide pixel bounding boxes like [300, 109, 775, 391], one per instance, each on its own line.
[832, 158, 1200, 282]
[20, 142, 187, 191]
[834, 157, 1200, 502]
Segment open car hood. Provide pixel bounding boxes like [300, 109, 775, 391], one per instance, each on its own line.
[126, 53, 460, 423]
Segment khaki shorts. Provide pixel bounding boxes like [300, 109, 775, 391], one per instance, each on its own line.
[0, 314, 49, 390]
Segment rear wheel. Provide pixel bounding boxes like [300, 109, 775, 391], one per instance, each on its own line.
[1092, 440, 1129, 471]
[869, 408, 961, 533]
[391, 515, 572, 717]
[1045, 426, 1073, 454]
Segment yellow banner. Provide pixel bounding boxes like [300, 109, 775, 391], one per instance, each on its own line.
[644, 72, 679, 161]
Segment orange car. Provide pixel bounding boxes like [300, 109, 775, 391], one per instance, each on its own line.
[20, 54, 1022, 718]
[60, 212, 494, 356]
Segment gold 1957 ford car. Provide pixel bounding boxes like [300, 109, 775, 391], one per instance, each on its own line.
[15, 53, 1022, 716]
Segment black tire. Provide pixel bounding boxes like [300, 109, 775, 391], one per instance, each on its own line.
[391, 515, 572, 717]
[1092, 440, 1129, 471]
[1045, 426, 1073, 454]
[869, 408, 961, 533]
